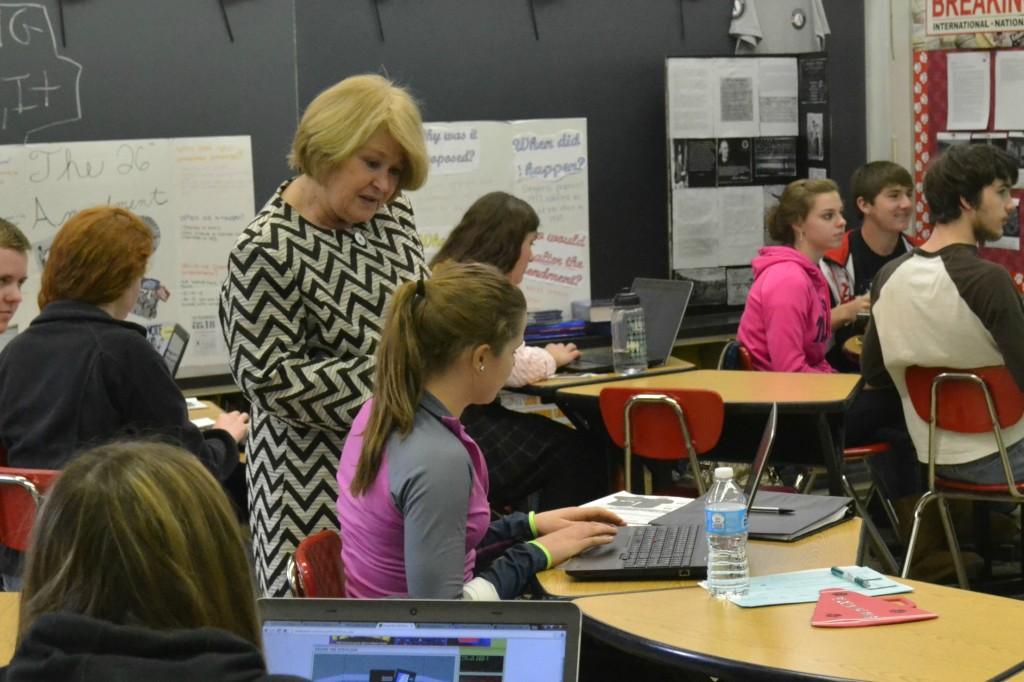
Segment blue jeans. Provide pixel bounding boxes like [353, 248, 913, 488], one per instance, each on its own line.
[1, 573, 21, 592]
[935, 438, 1024, 485]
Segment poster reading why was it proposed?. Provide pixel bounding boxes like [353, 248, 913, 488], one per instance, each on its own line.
[408, 119, 589, 318]
[0, 136, 255, 378]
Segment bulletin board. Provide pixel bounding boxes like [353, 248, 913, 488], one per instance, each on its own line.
[910, 1, 1024, 289]
[666, 53, 830, 306]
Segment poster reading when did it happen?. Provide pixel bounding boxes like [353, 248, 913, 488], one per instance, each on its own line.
[408, 118, 589, 318]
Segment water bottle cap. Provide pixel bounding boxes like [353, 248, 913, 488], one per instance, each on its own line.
[613, 288, 640, 307]
[714, 466, 734, 480]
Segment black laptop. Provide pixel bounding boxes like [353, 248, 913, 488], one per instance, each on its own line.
[563, 278, 693, 373]
[259, 597, 581, 682]
[560, 404, 777, 580]
[145, 322, 190, 377]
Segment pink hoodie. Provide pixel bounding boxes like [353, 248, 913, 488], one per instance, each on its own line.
[737, 246, 835, 374]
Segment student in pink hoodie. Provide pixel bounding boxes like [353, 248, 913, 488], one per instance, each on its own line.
[738, 178, 844, 372]
[738, 178, 917, 503]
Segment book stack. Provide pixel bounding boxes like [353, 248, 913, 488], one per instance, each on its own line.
[524, 310, 586, 343]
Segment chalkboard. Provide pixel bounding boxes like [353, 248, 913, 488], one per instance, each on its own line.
[0, 0, 296, 203]
[295, 0, 866, 297]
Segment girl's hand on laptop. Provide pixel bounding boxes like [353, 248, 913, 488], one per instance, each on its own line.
[544, 343, 580, 367]
[534, 522, 620, 567]
[534, 507, 625, 536]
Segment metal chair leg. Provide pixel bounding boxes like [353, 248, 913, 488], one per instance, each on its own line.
[901, 492, 935, 579]
[842, 473, 899, 574]
[936, 496, 969, 590]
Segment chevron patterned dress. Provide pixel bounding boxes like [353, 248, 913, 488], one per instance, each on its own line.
[219, 181, 427, 596]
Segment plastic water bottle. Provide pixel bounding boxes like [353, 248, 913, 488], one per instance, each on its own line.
[705, 466, 749, 599]
[611, 288, 646, 375]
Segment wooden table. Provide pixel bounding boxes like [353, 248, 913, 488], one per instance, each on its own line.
[0, 592, 17, 664]
[538, 518, 862, 599]
[575, 577, 1024, 681]
[843, 335, 863, 362]
[556, 369, 861, 412]
[514, 356, 695, 403]
[189, 399, 223, 423]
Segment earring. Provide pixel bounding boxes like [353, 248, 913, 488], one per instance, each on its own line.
[479, 364, 485, 372]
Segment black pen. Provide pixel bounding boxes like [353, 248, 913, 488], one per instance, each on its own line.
[750, 506, 795, 514]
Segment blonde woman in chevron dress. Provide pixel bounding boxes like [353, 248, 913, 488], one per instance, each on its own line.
[219, 74, 430, 596]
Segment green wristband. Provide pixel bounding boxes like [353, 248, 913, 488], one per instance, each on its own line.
[527, 540, 552, 570]
[528, 511, 538, 538]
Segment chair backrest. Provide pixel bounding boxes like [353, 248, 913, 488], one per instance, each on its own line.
[905, 366, 1024, 433]
[0, 467, 60, 551]
[599, 387, 725, 460]
[289, 529, 345, 598]
[717, 340, 754, 371]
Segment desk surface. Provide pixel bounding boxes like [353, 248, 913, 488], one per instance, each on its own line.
[538, 518, 861, 599]
[843, 335, 863, 359]
[190, 400, 223, 422]
[0, 592, 16, 664]
[556, 369, 862, 412]
[516, 356, 695, 397]
[576, 576, 1024, 681]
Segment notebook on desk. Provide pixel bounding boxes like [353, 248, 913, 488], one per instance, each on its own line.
[259, 598, 580, 682]
[562, 278, 693, 373]
[560, 404, 777, 580]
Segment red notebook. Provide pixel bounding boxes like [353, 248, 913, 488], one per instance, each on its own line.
[811, 588, 938, 628]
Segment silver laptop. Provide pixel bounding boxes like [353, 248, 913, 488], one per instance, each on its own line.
[560, 404, 777, 580]
[259, 598, 581, 681]
[564, 278, 693, 373]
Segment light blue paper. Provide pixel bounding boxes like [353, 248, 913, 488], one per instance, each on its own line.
[701, 566, 912, 608]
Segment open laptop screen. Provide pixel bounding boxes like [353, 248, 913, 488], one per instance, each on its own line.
[144, 322, 190, 377]
[631, 278, 693, 364]
[260, 599, 578, 682]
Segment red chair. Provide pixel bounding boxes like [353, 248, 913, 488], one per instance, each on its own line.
[902, 366, 1024, 589]
[599, 387, 724, 495]
[287, 529, 345, 598]
[0, 467, 60, 552]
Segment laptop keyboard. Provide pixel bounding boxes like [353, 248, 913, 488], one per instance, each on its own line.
[621, 524, 698, 569]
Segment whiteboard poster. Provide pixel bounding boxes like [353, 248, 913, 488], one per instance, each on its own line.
[0, 136, 254, 378]
[408, 118, 589, 318]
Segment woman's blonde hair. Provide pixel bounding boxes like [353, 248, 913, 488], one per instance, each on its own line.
[766, 178, 839, 244]
[289, 74, 429, 193]
[350, 262, 526, 495]
[19, 442, 261, 648]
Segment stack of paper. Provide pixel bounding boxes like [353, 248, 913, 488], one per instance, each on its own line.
[582, 490, 694, 526]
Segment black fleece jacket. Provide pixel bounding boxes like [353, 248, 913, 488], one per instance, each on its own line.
[0, 612, 307, 681]
[0, 300, 237, 478]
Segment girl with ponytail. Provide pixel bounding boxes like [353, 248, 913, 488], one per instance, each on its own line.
[337, 261, 622, 600]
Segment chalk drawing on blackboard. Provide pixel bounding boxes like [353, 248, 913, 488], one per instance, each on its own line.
[0, 3, 83, 142]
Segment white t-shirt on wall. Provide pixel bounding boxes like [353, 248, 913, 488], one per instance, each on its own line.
[729, 0, 830, 54]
